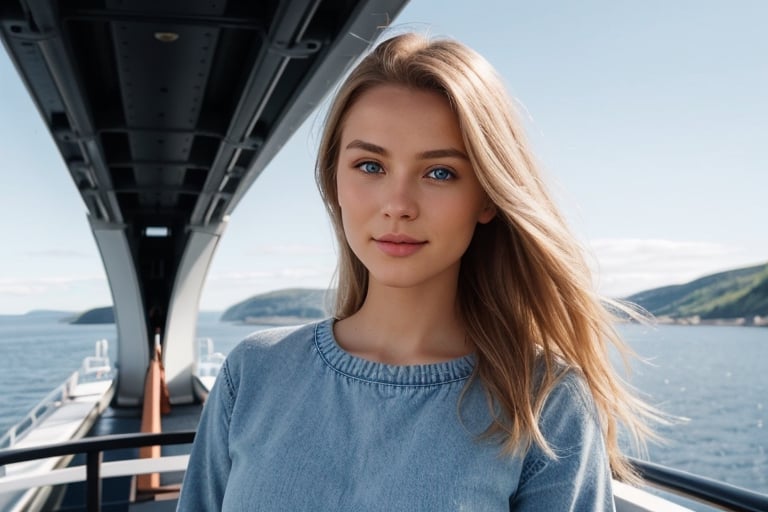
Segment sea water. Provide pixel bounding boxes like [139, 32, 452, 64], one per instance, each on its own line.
[0, 315, 765, 496]
[617, 323, 767, 495]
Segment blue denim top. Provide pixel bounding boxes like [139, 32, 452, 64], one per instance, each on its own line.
[178, 319, 615, 511]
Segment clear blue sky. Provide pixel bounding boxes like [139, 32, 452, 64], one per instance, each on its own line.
[1, 0, 766, 314]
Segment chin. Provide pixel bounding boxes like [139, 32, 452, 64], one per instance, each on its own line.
[368, 274, 421, 289]
[367, 266, 460, 291]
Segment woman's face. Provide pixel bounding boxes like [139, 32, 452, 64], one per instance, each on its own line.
[335, 84, 495, 291]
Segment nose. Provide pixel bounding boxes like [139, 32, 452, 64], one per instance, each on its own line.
[381, 174, 418, 220]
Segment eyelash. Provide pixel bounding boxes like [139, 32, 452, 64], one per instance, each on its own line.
[354, 161, 456, 181]
[357, 161, 383, 174]
[426, 167, 455, 181]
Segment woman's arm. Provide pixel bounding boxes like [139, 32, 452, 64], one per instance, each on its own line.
[177, 360, 236, 511]
[509, 373, 616, 511]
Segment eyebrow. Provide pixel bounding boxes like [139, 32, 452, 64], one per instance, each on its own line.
[418, 148, 469, 160]
[345, 139, 388, 156]
[344, 139, 468, 161]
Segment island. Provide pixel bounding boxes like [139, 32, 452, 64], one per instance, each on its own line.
[624, 262, 768, 326]
[70, 306, 115, 324]
[221, 288, 331, 325]
[66, 262, 768, 328]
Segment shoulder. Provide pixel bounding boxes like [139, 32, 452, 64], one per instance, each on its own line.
[240, 320, 316, 348]
[222, 319, 326, 385]
[531, 354, 598, 419]
[534, 364, 603, 457]
[542, 368, 597, 417]
[513, 365, 614, 509]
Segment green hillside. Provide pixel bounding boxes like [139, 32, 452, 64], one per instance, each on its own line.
[221, 288, 331, 324]
[70, 306, 115, 324]
[625, 262, 768, 320]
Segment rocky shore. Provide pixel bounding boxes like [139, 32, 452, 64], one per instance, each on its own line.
[653, 315, 768, 327]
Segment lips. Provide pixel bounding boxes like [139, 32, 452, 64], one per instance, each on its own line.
[373, 234, 427, 257]
[375, 234, 424, 244]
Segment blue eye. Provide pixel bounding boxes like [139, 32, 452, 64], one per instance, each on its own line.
[427, 167, 455, 181]
[358, 161, 382, 174]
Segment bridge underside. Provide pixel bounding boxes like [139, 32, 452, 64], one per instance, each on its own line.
[0, 0, 408, 405]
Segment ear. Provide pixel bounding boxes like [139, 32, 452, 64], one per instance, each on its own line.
[477, 203, 496, 224]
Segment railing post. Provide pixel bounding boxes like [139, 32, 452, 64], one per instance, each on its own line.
[86, 449, 102, 512]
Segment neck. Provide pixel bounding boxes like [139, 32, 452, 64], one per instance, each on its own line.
[334, 277, 471, 365]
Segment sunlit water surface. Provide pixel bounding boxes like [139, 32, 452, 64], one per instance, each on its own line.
[0, 316, 765, 499]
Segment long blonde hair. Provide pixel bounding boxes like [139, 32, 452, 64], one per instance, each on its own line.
[316, 32, 654, 481]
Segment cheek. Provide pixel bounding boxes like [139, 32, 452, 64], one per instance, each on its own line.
[337, 195, 356, 238]
[336, 181, 360, 237]
[336, 169, 359, 212]
[335, 171, 346, 210]
[337, 172, 372, 220]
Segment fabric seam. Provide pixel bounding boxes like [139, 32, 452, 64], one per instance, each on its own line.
[312, 321, 471, 389]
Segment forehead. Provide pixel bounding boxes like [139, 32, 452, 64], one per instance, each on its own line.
[339, 84, 465, 149]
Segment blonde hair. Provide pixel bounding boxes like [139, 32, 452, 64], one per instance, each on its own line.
[316, 32, 654, 481]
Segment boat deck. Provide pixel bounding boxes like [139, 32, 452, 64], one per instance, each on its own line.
[50, 403, 202, 511]
[0, 378, 113, 511]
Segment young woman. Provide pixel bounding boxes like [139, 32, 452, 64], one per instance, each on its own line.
[178, 33, 653, 511]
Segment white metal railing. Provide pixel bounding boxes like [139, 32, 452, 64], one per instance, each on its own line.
[0, 372, 78, 450]
[0, 454, 190, 494]
[0, 454, 716, 512]
[195, 337, 225, 378]
[2, 430, 765, 512]
[0, 431, 194, 511]
[79, 338, 113, 380]
[0, 340, 115, 450]
[613, 481, 692, 512]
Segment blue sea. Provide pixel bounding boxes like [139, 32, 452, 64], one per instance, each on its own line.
[0, 314, 765, 500]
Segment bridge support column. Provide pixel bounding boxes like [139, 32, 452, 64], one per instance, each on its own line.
[163, 220, 227, 404]
[90, 217, 150, 406]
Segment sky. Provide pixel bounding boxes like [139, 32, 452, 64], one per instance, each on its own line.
[0, 0, 766, 314]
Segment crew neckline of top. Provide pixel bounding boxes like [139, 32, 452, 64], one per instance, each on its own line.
[312, 318, 476, 387]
